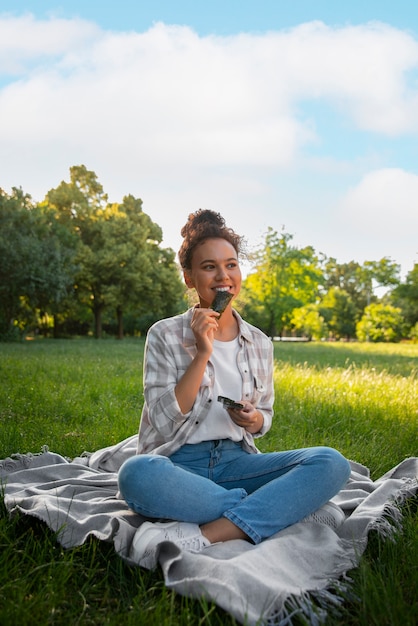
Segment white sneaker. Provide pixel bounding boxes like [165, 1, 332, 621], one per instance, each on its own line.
[131, 521, 211, 570]
[301, 501, 345, 530]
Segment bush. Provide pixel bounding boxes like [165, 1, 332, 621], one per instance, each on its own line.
[356, 303, 404, 342]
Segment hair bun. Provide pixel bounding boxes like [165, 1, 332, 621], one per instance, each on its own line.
[178, 208, 245, 270]
[180, 209, 224, 238]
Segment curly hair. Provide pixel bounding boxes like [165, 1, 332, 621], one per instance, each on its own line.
[178, 209, 245, 270]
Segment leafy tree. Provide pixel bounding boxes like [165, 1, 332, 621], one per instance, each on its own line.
[241, 228, 323, 336]
[45, 164, 108, 227]
[324, 257, 400, 315]
[44, 167, 184, 338]
[44, 165, 110, 335]
[324, 259, 364, 302]
[95, 195, 184, 338]
[319, 287, 357, 340]
[391, 263, 418, 333]
[410, 321, 418, 342]
[0, 188, 76, 338]
[361, 258, 401, 303]
[290, 304, 327, 340]
[0, 188, 33, 335]
[356, 303, 404, 342]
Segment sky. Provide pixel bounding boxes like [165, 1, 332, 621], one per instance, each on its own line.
[1, 1, 418, 280]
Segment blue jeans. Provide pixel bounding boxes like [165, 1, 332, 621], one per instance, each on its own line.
[118, 440, 351, 544]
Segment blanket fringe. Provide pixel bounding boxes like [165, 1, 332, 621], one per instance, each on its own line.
[264, 580, 355, 626]
[0, 446, 50, 474]
[369, 477, 418, 541]
[262, 479, 417, 626]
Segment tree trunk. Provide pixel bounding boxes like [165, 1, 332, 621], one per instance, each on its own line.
[53, 314, 59, 339]
[94, 304, 103, 338]
[116, 306, 124, 340]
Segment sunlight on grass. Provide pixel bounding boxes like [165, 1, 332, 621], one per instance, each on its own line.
[267, 361, 418, 476]
[273, 340, 417, 378]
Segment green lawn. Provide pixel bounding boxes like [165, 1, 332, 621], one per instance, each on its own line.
[0, 338, 417, 625]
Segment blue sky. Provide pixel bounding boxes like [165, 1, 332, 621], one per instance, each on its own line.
[1, 1, 418, 279]
[5, 1, 418, 35]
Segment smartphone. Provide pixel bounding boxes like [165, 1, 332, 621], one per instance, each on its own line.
[217, 395, 244, 410]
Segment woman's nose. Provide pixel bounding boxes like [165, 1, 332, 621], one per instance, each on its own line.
[215, 266, 228, 279]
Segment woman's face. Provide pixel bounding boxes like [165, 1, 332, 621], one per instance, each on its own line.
[184, 237, 242, 308]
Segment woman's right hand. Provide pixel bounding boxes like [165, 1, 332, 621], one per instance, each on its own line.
[190, 307, 220, 355]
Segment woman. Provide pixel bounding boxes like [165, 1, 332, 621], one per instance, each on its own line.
[118, 209, 351, 569]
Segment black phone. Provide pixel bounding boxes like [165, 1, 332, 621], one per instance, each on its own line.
[217, 395, 244, 410]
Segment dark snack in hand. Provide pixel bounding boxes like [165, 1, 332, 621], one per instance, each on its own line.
[210, 290, 233, 317]
[218, 395, 244, 410]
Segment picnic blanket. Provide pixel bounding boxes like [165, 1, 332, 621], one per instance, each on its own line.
[1, 436, 417, 626]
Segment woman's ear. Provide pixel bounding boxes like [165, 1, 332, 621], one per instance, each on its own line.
[183, 270, 194, 288]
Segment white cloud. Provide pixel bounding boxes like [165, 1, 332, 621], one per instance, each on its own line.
[1, 17, 418, 174]
[0, 13, 100, 74]
[278, 21, 418, 134]
[339, 168, 418, 237]
[334, 168, 418, 274]
[0, 15, 417, 275]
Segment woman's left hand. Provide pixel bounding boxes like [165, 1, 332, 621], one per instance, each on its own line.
[228, 403, 263, 434]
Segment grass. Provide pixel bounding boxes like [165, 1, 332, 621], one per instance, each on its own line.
[0, 338, 417, 625]
[269, 342, 417, 476]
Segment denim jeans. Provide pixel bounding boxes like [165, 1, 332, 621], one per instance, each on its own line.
[118, 439, 351, 544]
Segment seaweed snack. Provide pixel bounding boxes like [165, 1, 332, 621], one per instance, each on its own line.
[218, 395, 244, 410]
[210, 290, 233, 317]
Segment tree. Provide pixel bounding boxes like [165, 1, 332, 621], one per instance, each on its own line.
[45, 164, 109, 227]
[360, 258, 401, 303]
[410, 322, 418, 342]
[356, 303, 404, 342]
[319, 287, 357, 340]
[291, 304, 326, 340]
[391, 263, 418, 334]
[0, 188, 34, 335]
[44, 167, 184, 338]
[0, 188, 76, 338]
[324, 257, 400, 317]
[241, 228, 324, 336]
[44, 165, 110, 335]
[96, 195, 184, 338]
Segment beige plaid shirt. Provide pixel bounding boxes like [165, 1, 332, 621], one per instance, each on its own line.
[137, 307, 274, 457]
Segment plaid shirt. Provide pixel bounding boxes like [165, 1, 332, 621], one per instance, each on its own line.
[137, 307, 274, 456]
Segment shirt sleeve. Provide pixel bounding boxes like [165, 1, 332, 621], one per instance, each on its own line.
[254, 336, 274, 437]
[143, 321, 193, 438]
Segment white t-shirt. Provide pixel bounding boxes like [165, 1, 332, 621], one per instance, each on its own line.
[187, 337, 245, 443]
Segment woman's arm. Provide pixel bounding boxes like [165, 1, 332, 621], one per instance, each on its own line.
[174, 306, 218, 413]
[143, 308, 219, 434]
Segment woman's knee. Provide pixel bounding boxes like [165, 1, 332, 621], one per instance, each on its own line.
[118, 454, 170, 498]
[315, 446, 351, 485]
